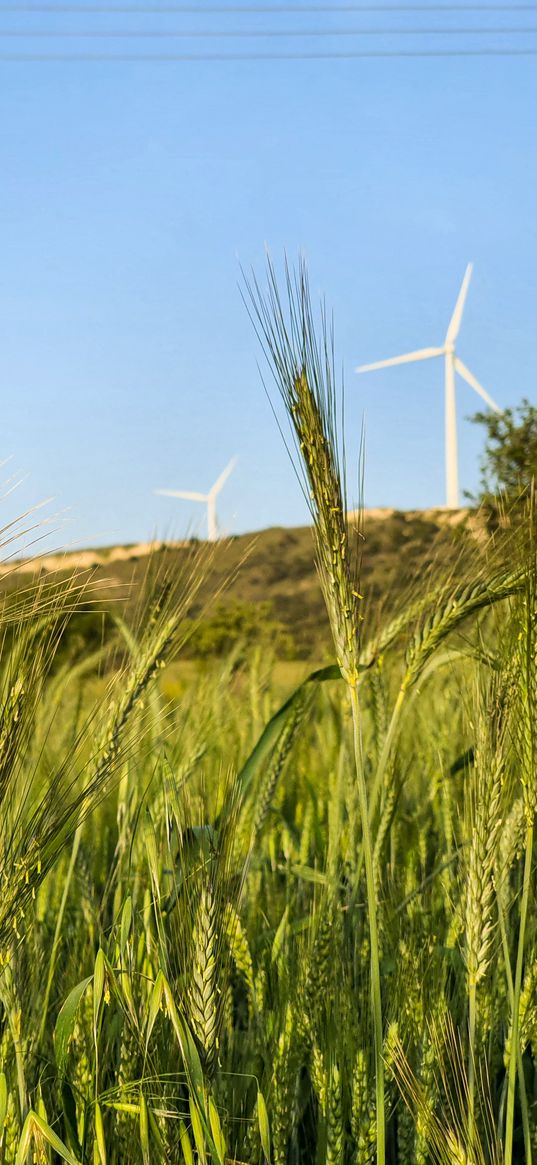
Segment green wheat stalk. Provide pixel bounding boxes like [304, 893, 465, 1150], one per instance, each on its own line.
[244, 256, 386, 1165]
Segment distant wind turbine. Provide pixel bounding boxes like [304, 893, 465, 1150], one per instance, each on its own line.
[154, 457, 237, 541]
[355, 264, 502, 508]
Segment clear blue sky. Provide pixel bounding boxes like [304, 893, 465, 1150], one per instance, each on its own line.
[1, 5, 536, 548]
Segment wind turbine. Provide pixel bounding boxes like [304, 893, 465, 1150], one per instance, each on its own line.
[154, 457, 237, 541]
[356, 264, 502, 508]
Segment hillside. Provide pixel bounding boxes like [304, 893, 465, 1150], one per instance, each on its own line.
[1, 507, 486, 658]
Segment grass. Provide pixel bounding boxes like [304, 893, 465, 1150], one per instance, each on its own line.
[1, 260, 537, 1163]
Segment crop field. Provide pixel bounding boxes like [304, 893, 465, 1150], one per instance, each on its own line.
[1, 266, 536, 1165]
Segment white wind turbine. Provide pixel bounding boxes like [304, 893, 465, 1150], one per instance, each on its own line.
[356, 264, 502, 508]
[154, 457, 237, 542]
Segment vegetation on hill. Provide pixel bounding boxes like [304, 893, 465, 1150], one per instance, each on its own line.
[2, 508, 485, 664]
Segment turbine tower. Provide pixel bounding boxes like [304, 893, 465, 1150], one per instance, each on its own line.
[356, 265, 502, 508]
[154, 457, 237, 541]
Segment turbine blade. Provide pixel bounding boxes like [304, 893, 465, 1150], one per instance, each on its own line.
[445, 263, 473, 345]
[154, 489, 208, 502]
[209, 456, 238, 498]
[454, 359, 502, 413]
[355, 347, 443, 374]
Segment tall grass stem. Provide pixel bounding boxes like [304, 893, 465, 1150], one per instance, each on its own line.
[349, 681, 385, 1165]
[505, 822, 533, 1165]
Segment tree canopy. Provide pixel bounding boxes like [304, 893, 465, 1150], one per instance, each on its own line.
[470, 397, 537, 505]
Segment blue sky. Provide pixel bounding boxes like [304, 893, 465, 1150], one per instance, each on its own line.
[1, 6, 536, 548]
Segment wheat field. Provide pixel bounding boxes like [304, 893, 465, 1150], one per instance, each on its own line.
[0, 263, 535, 1164]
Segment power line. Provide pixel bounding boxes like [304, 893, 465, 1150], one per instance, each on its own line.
[1, 45, 536, 56]
[2, 25, 536, 35]
[2, 3, 537, 11]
